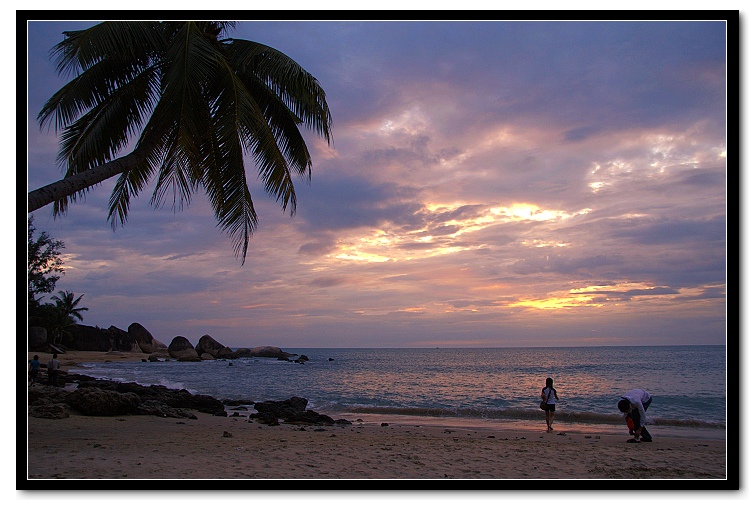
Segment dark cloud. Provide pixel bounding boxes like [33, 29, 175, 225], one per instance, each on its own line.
[610, 215, 727, 246]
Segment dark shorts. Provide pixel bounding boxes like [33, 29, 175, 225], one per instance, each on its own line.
[545, 404, 555, 412]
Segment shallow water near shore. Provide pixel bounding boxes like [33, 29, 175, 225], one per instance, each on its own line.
[68, 345, 726, 440]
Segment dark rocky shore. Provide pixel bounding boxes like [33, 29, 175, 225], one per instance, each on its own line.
[29, 374, 351, 427]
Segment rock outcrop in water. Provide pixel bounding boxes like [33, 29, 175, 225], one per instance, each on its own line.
[195, 334, 234, 359]
[168, 336, 201, 361]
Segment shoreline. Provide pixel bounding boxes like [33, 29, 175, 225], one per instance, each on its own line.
[27, 349, 726, 441]
[24, 350, 729, 481]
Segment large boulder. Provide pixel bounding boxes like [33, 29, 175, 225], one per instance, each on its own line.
[28, 327, 48, 352]
[254, 396, 309, 419]
[63, 324, 139, 352]
[250, 346, 294, 358]
[195, 335, 233, 359]
[108, 326, 142, 352]
[64, 324, 112, 351]
[168, 336, 199, 360]
[129, 323, 161, 354]
[252, 396, 338, 425]
[228, 348, 252, 359]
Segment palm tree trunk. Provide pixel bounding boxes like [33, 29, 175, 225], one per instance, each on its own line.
[28, 150, 145, 212]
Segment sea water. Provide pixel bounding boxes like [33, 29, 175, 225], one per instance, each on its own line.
[70, 345, 727, 439]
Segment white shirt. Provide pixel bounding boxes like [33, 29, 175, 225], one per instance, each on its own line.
[622, 389, 652, 427]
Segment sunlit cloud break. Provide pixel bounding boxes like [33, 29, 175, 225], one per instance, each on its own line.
[330, 202, 589, 263]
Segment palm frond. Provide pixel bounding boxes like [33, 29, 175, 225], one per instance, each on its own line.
[51, 21, 164, 78]
[239, 72, 313, 179]
[108, 155, 158, 227]
[56, 67, 158, 172]
[227, 40, 332, 143]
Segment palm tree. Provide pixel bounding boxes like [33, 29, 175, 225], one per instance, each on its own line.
[41, 291, 88, 345]
[29, 21, 332, 263]
[50, 290, 89, 323]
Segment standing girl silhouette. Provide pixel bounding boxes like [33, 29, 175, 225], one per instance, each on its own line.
[541, 377, 559, 432]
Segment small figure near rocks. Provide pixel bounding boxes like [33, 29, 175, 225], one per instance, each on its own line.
[47, 353, 61, 386]
[29, 355, 41, 386]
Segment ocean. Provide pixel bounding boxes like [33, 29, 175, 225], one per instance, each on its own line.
[70, 345, 727, 439]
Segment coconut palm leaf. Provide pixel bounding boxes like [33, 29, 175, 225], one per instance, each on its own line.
[30, 21, 332, 263]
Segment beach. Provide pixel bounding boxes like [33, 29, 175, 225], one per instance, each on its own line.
[23, 351, 729, 483]
[27, 406, 727, 481]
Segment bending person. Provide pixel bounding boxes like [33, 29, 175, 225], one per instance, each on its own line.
[618, 388, 653, 443]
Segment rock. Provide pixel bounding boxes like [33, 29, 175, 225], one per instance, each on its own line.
[228, 348, 252, 359]
[285, 410, 336, 425]
[227, 346, 295, 359]
[252, 412, 280, 426]
[129, 323, 160, 354]
[253, 397, 337, 425]
[168, 336, 199, 359]
[66, 387, 141, 416]
[136, 400, 198, 419]
[248, 346, 295, 358]
[28, 385, 69, 406]
[254, 396, 308, 418]
[62, 324, 140, 352]
[108, 326, 142, 352]
[218, 347, 233, 358]
[200, 353, 215, 360]
[77, 380, 225, 415]
[29, 403, 69, 419]
[223, 399, 256, 407]
[195, 334, 233, 359]
[28, 326, 48, 352]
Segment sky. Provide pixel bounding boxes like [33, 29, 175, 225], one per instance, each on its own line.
[23, 14, 731, 350]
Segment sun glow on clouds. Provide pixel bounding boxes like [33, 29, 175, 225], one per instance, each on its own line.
[329, 202, 587, 263]
[509, 281, 676, 311]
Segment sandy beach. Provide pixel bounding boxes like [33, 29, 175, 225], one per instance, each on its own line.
[23, 351, 729, 484]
